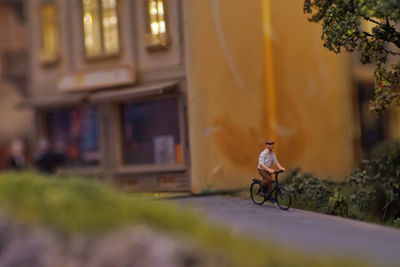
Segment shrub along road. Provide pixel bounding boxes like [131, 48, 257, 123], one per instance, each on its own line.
[172, 196, 400, 265]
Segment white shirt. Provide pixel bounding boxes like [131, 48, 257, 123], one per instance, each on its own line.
[258, 149, 278, 169]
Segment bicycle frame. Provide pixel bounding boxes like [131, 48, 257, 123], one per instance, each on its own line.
[250, 169, 291, 210]
[269, 170, 284, 199]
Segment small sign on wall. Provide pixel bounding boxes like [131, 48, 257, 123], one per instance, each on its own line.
[57, 65, 135, 93]
[153, 135, 176, 164]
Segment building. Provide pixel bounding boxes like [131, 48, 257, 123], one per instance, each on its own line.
[27, 0, 190, 191]
[25, 0, 399, 192]
[352, 19, 400, 158]
[0, 0, 32, 169]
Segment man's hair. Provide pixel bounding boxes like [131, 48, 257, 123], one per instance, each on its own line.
[265, 140, 275, 145]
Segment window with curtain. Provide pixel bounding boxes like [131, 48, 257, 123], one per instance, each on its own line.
[40, 2, 59, 63]
[146, 0, 168, 49]
[82, 0, 119, 57]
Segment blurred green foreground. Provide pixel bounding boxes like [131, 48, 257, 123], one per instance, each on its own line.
[0, 172, 363, 267]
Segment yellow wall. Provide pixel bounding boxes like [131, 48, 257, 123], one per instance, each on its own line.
[184, 0, 356, 193]
[269, 0, 356, 179]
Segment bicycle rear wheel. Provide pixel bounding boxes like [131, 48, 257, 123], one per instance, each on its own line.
[250, 182, 265, 205]
[275, 187, 292, 210]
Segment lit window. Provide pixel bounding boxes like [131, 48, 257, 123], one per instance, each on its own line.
[40, 3, 59, 63]
[102, 0, 119, 54]
[82, 0, 119, 57]
[47, 107, 100, 167]
[120, 98, 183, 166]
[146, 0, 168, 49]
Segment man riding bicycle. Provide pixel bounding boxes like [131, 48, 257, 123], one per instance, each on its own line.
[258, 140, 285, 198]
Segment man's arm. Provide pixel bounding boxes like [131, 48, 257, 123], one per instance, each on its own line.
[260, 164, 275, 173]
[275, 162, 285, 171]
[273, 154, 285, 171]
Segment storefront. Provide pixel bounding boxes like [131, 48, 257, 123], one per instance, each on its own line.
[31, 80, 191, 191]
[26, 0, 191, 191]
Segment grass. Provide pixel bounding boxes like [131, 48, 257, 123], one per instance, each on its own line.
[0, 171, 365, 267]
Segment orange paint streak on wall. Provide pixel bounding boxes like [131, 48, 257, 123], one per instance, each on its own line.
[262, 0, 276, 141]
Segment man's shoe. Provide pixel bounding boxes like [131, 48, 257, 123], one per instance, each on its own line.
[257, 187, 265, 197]
[264, 192, 275, 203]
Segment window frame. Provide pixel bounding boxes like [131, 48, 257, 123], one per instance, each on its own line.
[37, 104, 105, 173]
[80, 0, 122, 60]
[38, 0, 61, 66]
[144, 0, 170, 51]
[114, 93, 188, 174]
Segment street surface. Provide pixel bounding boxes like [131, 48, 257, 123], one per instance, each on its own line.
[172, 196, 400, 265]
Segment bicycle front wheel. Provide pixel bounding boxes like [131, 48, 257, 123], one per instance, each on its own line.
[275, 187, 292, 210]
[250, 182, 265, 205]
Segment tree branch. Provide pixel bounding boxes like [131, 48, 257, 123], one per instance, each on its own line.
[383, 48, 400, 56]
[362, 31, 373, 37]
[361, 15, 382, 26]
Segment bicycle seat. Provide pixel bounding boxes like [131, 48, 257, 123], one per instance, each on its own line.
[252, 178, 262, 184]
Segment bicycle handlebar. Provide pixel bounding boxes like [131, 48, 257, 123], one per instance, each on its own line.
[274, 170, 284, 183]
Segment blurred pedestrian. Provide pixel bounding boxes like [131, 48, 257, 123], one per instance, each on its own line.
[6, 139, 26, 170]
[34, 139, 64, 174]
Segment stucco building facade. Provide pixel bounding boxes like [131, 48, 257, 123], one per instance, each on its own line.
[25, 0, 399, 192]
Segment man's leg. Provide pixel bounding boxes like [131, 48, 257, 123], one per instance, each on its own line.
[258, 169, 273, 194]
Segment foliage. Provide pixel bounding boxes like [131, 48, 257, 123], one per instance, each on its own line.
[0, 172, 360, 267]
[284, 141, 400, 225]
[303, 0, 400, 114]
[326, 187, 350, 217]
[283, 169, 332, 213]
[394, 217, 400, 228]
[347, 141, 400, 221]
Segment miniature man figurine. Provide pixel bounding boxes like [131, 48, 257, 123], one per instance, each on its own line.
[258, 140, 285, 197]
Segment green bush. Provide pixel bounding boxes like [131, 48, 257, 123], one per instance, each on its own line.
[283, 169, 332, 213]
[326, 187, 349, 217]
[347, 141, 400, 222]
[394, 218, 400, 228]
[283, 141, 400, 225]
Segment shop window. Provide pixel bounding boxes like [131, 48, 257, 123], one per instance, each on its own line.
[40, 2, 59, 64]
[120, 97, 183, 166]
[145, 0, 168, 50]
[46, 107, 100, 167]
[82, 0, 119, 57]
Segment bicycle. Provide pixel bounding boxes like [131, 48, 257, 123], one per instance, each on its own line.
[250, 170, 292, 210]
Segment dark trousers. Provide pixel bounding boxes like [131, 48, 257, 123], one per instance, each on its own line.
[258, 169, 273, 193]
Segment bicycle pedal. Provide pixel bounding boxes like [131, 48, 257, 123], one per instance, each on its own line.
[265, 195, 275, 203]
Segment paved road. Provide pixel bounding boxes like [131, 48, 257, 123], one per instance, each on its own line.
[171, 196, 400, 265]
